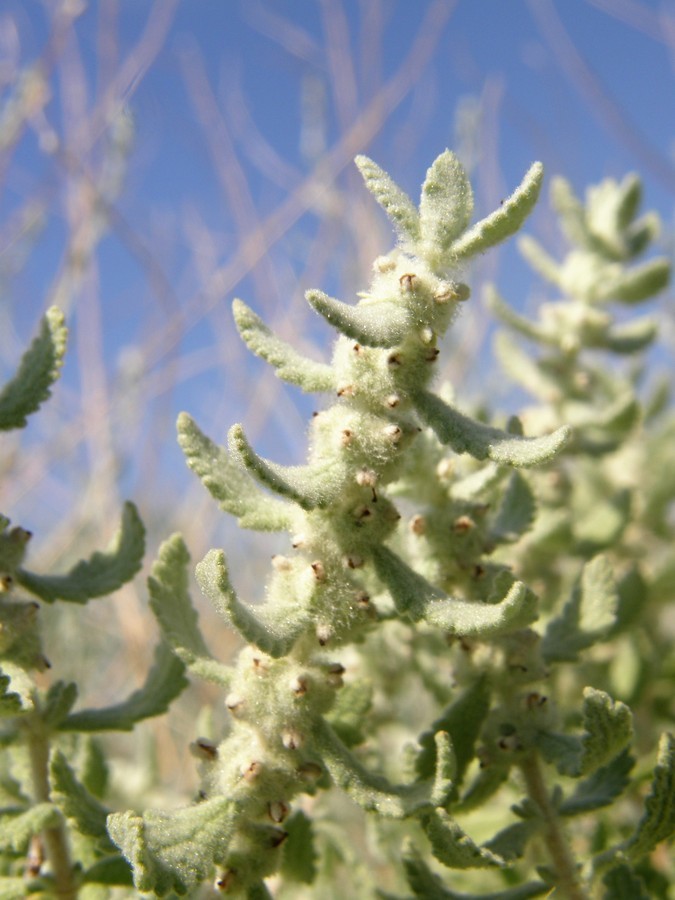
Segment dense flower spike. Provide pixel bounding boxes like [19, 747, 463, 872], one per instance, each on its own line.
[104, 153, 674, 898]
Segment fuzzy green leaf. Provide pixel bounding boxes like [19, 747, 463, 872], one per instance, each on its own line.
[82, 855, 134, 886]
[415, 678, 491, 798]
[485, 287, 555, 344]
[493, 331, 564, 402]
[602, 257, 671, 304]
[402, 844, 548, 899]
[60, 641, 188, 732]
[517, 235, 562, 286]
[541, 556, 619, 663]
[311, 719, 433, 817]
[451, 162, 543, 262]
[422, 807, 504, 869]
[177, 413, 292, 531]
[419, 150, 474, 256]
[196, 548, 306, 657]
[16, 502, 145, 604]
[413, 389, 570, 467]
[355, 155, 421, 243]
[0, 802, 62, 852]
[148, 534, 231, 687]
[483, 820, 539, 862]
[490, 472, 536, 543]
[43, 680, 78, 727]
[107, 797, 238, 896]
[326, 678, 373, 747]
[373, 545, 537, 635]
[233, 299, 335, 392]
[601, 864, 650, 900]
[623, 732, 675, 860]
[550, 177, 591, 249]
[229, 423, 336, 510]
[601, 318, 657, 354]
[559, 749, 634, 816]
[451, 162, 544, 260]
[280, 810, 318, 885]
[305, 289, 409, 349]
[0, 306, 67, 431]
[50, 750, 113, 842]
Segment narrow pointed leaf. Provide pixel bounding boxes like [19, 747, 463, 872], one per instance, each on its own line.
[413, 389, 570, 467]
[107, 797, 237, 896]
[624, 732, 675, 860]
[232, 299, 334, 392]
[311, 719, 432, 818]
[229, 423, 335, 510]
[451, 163, 543, 261]
[493, 331, 564, 402]
[372, 546, 537, 635]
[177, 413, 292, 531]
[550, 177, 591, 249]
[419, 150, 474, 254]
[542, 556, 619, 662]
[422, 807, 504, 869]
[196, 549, 306, 658]
[355, 154, 420, 242]
[431, 732, 457, 808]
[518, 234, 562, 286]
[305, 289, 409, 348]
[16, 502, 145, 604]
[60, 641, 188, 732]
[148, 534, 231, 687]
[0, 306, 67, 431]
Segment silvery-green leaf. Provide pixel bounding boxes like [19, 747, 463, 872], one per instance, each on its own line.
[232, 299, 334, 392]
[229, 423, 336, 510]
[177, 413, 292, 531]
[542, 556, 619, 662]
[311, 719, 433, 818]
[450, 162, 543, 262]
[602, 318, 657, 354]
[559, 749, 634, 816]
[601, 257, 671, 304]
[372, 546, 537, 635]
[50, 750, 113, 842]
[280, 810, 318, 885]
[0, 662, 34, 717]
[107, 797, 237, 897]
[16, 502, 145, 604]
[355, 154, 420, 243]
[493, 331, 563, 402]
[578, 690, 634, 775]
[402, 843, 548, 898]
[422, 807, 504, 869]
[623, 732, 675, 860]
[196, 549, 306, 658]
[485, 286, 555, 344]
[0, 803, 62, 852]
[419, 150, 474, 255]
[305, 289, 409, 348]
[550, 177, 591, 249]
[0, 306, 67, 431]
[518, 235, 562, 286]
[148, 534, 231, 687]
[413, 388, 570, 467]
[60, 642, 188, 732]
[490, 472, 536, 543]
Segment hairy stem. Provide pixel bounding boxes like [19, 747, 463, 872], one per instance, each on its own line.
[519, 752, 588, 900]
[26, 714, 77, 899]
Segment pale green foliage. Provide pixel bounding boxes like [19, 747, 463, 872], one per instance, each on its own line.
[2, 153, 674, 899]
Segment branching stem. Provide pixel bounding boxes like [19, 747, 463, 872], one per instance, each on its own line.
[519, 751, 588, 900]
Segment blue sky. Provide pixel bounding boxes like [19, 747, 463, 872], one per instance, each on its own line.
[2, 0, 674, 546]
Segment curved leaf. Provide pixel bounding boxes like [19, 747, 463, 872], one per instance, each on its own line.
[355, 154, 420, 243]
[16, 502, 145, 604]
[413, 389, 570, 467]
[0, 306, 67, 431]
[305, 289, 409, 349]
[233, 299, 334, 392]
[419, 150, 474, 255]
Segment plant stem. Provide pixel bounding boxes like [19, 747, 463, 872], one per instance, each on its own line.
[519, 752, 588, 900]
[26, 715, 78, 899]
